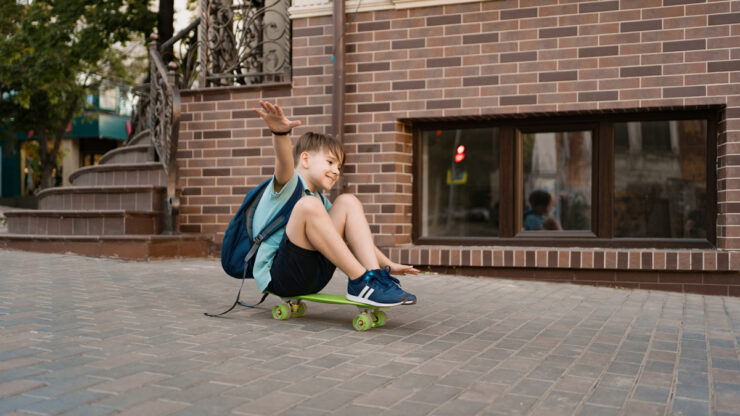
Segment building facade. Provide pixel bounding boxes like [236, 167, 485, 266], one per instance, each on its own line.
[176, 0, 740, 295]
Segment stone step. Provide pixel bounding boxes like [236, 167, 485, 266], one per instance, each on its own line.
[4, 210, 160, 235]
[37, 185, 165, 211]
[69, 163, 166, 187]
[99, 144, 153, 165]
[127, 129, 151, 146]
[0, 234, 214, 260]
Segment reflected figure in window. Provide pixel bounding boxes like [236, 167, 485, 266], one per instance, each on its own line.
[523, 190, 562, 231]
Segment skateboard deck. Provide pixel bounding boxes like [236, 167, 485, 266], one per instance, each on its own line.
[268, 292, 390, 331]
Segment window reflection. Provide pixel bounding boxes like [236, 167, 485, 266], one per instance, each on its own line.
[614, 120, 706, 238]
[521, 131, 592, 231]
[421, 128, 499, 237]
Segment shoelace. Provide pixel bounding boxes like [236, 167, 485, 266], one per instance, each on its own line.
[381, 266, 402, 287]
[364, 269, 395, 289]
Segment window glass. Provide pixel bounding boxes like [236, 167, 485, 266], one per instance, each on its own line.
[521, 131, 592, 231]
[614, 120, 707, 238]
[421, 128, 499, 237]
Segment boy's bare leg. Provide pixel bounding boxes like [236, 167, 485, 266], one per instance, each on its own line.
[285, 196, 367, 279]
[327, 194, 380, 270]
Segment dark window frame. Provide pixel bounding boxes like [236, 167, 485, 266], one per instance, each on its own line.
[411, 108, 720, 249]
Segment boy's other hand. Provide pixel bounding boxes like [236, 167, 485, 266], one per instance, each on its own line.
[387, 262, 420, 276]
[254, 100, 302, 133]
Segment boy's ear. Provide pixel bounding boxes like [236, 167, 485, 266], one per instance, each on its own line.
[299, 151, 310, 168]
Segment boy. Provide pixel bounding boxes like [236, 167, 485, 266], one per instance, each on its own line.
[251, 101, 417, 306]
[523, 189, 562, 231]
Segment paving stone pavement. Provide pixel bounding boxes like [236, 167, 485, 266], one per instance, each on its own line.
[1, 249, 740, 415]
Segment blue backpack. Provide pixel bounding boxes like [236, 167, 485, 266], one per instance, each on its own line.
[206, 177, 307, 317]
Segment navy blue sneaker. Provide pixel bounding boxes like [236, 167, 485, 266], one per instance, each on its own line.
[380, 267, 417, 305]
[347, 269, 413, 307]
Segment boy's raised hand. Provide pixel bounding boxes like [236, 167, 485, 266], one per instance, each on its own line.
[254, 100, 301, 133]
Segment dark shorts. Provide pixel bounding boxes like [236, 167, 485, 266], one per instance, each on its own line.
[267, 234, 336, 297]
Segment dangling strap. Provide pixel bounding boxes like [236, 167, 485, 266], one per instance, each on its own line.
[204, 268, 269, 317]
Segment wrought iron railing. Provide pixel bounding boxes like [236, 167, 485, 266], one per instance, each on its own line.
[132, 0, 292, 234]
[148, 36, 182, 235]
[201, 0, 291, 86]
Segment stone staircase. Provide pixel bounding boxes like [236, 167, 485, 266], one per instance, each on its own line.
[0, 130, 213, 259]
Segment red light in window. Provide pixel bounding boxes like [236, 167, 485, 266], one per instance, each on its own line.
[454, 145, 466, 163]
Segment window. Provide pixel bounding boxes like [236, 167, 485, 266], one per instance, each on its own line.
[414, 109, 718, 248]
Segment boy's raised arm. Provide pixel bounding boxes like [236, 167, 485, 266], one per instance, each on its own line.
[254, 101, 302, 188]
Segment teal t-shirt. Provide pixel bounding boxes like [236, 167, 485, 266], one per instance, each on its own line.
[251, 170, 332, 292]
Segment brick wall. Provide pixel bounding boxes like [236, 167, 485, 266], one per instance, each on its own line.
[178, 0, 740, 268]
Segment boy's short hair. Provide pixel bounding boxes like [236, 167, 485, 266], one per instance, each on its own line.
[293, 132, 345, 168]
[528, 189, 552, 208]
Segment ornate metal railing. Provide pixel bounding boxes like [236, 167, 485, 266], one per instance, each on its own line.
[131, 0, 292, 234]
[200, 0, 291, 86]
[148, 37, 182, 235]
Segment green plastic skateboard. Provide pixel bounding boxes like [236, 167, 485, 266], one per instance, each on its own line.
[269, 292, 389, 331]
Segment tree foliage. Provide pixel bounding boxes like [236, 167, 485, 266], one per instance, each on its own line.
[0, 0, 155, 189]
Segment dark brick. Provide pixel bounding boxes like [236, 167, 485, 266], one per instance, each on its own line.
[181, 187, 201, 196]
[691, 253, 703, 270]
[463, 76, 499, 86]
[427, 57, 461, 68]
[294, 106, 324, 116]
[358, 144, 381, 153]
[358, 62, 390, 72]
[663, 39, 706, 52]
[571, 252, 581, 268]
[664, 0, 705, 4]
[203, 130, 231, 139]
[427, 15, 461, 26]
[202, 91, 231, 102]
[539, 71, 577, 82]
[501, 8, 537, 20]
[358, 21, 390, 31]
[203, 168, 230, 176]
[594, 251, 604, 268]
[501, 51, 537, 63]
[621, 20, 662, 33]
[358, 184, 380, 193]
[427, 99, 461, 109]
[392, 38, 425, 49]
[708, 61, 740, 72]
[262, 88, 291, 98]
[548, 251, 558, 267]
[618, 252, 628, 268]
[579, 46, 619, 58]
[233, 110, 259, 119]
[463, 33, 499, 44]
[667, 253, 678, 270]
[500, 95, 536, 105]
[709, 13, 740, 25]
[663, 86, 706, 98]
[620, 65, 662, 77]
[358, 103, 390, 112]
[293, 66, 323, 76]
[203, 206, 230, 214]
[393, 80, 426, 90]
[504, 250, 513, 267]
[579, 91, 618, 102]
[294, 27, 323, 37]
[579, 0, 618, 12]
[540, 26, 577, 39]
[232, 148, 260, 157]
[526, 251, 535, 267]
[642, 252, 652, 269]
[718, 252, 729, 271]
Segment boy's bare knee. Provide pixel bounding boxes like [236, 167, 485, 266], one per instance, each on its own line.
[334, 193, 363, 212]
[293, 195, 326, 216]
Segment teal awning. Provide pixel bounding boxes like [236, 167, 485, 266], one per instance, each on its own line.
[66, 113, 130, 141]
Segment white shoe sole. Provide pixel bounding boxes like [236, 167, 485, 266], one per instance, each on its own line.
[346, 294, 403, 307]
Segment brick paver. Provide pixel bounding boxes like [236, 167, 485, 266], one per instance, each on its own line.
[1, 250, 740, 415]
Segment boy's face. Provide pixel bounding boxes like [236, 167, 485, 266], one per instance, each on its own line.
[301, 149, 341, 192]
